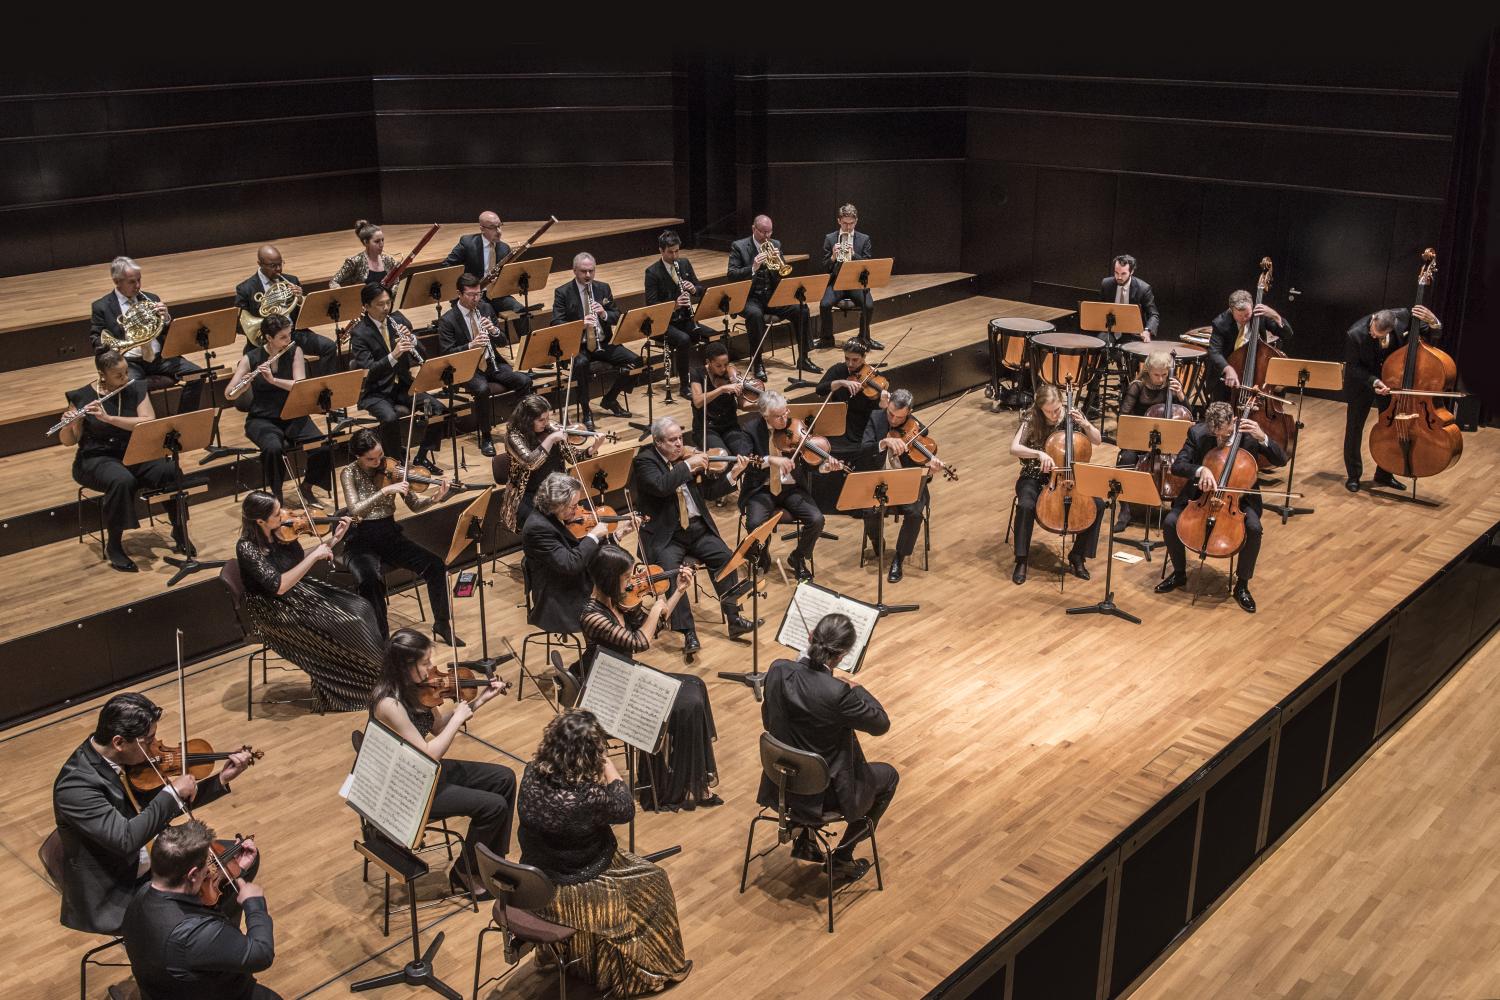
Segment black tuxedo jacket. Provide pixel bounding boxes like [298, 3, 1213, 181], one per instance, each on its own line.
[1344, 308, 1416, 397]
[1169, 422, 1288, 511]
[234, 270, 302, 321]
[52, 739, 228, 934]
[728, 235, 784, 304]
[521, 510, 600, 634]
[89, 290, 171, 355]
[122, 889, 273, 1000]
[442, 233, 512, 279]
[858, 409, 928, 472]
[820, 230, 874, 273]
[757, 656, 891, 822]
[551, 280, 620, 347]
[631, 445, 723, 555]
[1207, 308, 1294, 379]
[644, 258, 706, 324]
[739, 415, 811, 500]
[1098, 275, 1161, 336]
[349, 311, 419, 398]
[437, 299, 510, 375]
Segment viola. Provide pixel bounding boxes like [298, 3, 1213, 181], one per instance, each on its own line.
[198, 835, 253, 908]
[127, 738, 264, 793]
[619, 563, 677, 610]
[1035, 380, 1098, 537]
[886, 420, 958, 482]
[772, 418, 847, 473]
[1174, 396, 1259, 560]
[415, 665, 509, 708]
[848, 359, 889, 400]
[565, 505, 645, 540]
[1225, 258, 1297, 469]
[1136, 352, 1192, 500]
[273, 511, 356, 543]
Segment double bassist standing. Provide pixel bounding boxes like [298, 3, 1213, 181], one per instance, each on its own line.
[1342, 303, 1444, 493]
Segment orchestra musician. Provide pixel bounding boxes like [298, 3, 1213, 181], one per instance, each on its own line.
[728, 215, 819, 378]
[348, 283, 446, 473]
[121, 821, 277, 1000]
[552, 252, 639, 427]
[815, 338, 890, 462]
[645, 229, 717, 397]
[1112, 350, 1185, 533]
[632, 416, 759, 658]
[233, 244, 334, 366]
[369, 628, 514, 900]
[224, 315, 331, 505]
[1154, 401, 1288, 613]
[859, 389, 941, 584]
[1342, 305, 1443, 493]
[329, 219, 398, 288]
[520, 472, 636, 637]
[1206, 289, 1293, 400]
[442, 210, 534, 338]
[436, 273, 534, 457]
[499, 393, 599, 534]
[1098, 254, 1161, 344]
[759, 613, 896, 881]
[60, 349, 187, 573]
[689, 342, 757, 458]
[742, 391, 825, 582]
[51, 693, 259, 935]
[1007, 383, 1104, 585]
[340, 429, 463, 647]
[89, 256, 204, 413]
[818, 204, 883, 350]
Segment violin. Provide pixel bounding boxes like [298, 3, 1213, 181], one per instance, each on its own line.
[565, 505, 645, 540]
[772, 418, 847, 473]
[273, 511, 356, 543]
[1136, 351, 1192, 500]
[848, 359, 889, 400]
[1174, 396, 1259, 560]
[549, 423, 619, 446]
[708, 366, 764, 402]
[1034, 379, 1098, 537]
[1367, 248, 1462, 480]
[127, 738, 264, 793]
[886, 420, 958, 481]
[370, 455, 479, 494]
[1225, 258, 1297, 469]
[619, 563, 678, 610]
[415, 665, 510, 708]
[198, 835, 254, 908]
[680, 446, 763, 476]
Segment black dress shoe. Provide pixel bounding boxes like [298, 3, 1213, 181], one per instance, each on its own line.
[830, 856, 872, 883]
[433, 623, 466, 647]
[682, 631, 701, 661]
[1233, 584, 1257, 613]
[1112, 508, 1132, 534]
[790, 830, 825, 864]
[479, 437, 496, 458]
[787, 553, 814, 581]
[800, 359, 824, 375]
[581, 412, 596, 431]
[415, 455, 442, 475]
[726, 615, 758, 639]
[813, 338, 837, 350]
[601, 397, 630, 419]
[863, 338, 885, 351]
[696, 793, 724, 808]
[1373, 473, 1406, 491]
[753, 365, 769, 382]
[107, 547, 140, 573]
[1068, 556, 1091, 581]
[1011, 558, 1027, 585]
[887, 554, 904, 583]
[1154, 573, 1188, 594]
[1345, 479, 1360, 493]
[449, 869, 492, 902]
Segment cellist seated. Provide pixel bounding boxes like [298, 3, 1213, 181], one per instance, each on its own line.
[1155, 402, 1288, 614]
[1007, 383, 1104, 586]
[1207, 289, 1293, 398]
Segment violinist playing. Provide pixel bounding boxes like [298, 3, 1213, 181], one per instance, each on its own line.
[632, 416, 758, 659]
[859, 389, 942, 584]
[1113, 350, 1187, 533]
[521, 472, 637, 636]
[1342, 304, 1443, 493]
[51, 693, 259, 936]
[370, 628, 514, 900]
[743, 391, 828, 582]
[816, 338, 890, 461]
[1155, 401, 1287, 613]
[500, 393, 600, 533]
[121, 820, 277, 1000]
[690, 341, 757, 459]
[1008, 383, 1104, 585]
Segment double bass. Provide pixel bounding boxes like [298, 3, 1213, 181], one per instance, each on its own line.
[1175, 396, 1260, 561]
[1135, 350, 1192, 500]
[1034, 379, 1098, 539]
[1225, 258, 1297, 467]
[1367, 248, 1462, 480]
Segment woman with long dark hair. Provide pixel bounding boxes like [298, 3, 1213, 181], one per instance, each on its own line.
[518, 709, 692, 996]
[369, 628, 515, 898]
[499, 393, 598, 532]
[234, 490, 383, 711]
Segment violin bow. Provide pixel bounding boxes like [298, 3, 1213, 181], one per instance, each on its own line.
[857, 325, 914, 391]
[282, 455, 334, 545]
[897, 386, 976, 464]
[400, 403, 419, 487]
[176, 628, 188, 792]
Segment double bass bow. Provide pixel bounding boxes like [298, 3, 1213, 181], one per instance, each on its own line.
[1225, 258, 1297, 468]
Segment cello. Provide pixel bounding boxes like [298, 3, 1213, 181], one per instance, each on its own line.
[1135, 349, 1192, 500]
[1367, 248, 1462, 481]
[1225, 258, 1297, 468]
[1034, 379, 1099, 540]
[1175, 396, 1260, 563]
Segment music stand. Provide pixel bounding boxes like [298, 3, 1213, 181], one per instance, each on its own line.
[1080, 301, 1145, 438]
[281, 368, 367, 511]
[1065, 463, 1160, 624]
[412, 347, 484, 478]
[519, 321, 585, 420]
[1115, 414, 1191, 559]
[123, 408, 220, 586]
[785, 402, 847, 439]
[488, 258, 554, 343]
[571, 444, 637, 501]
[694, 279, 751, 355]
[300, 284, 368, 366]
[399, 264, 464, 327]
[161, 307, 249, 466]
[836, 467, 926, 616]
[768, 273, 831, 378]
[615, 301, 678, 437]
[444, 487, 497, 658]
[831, 257, 893, 344]
[716, 511, 784, 699]
[1264, 357, 1341, 520]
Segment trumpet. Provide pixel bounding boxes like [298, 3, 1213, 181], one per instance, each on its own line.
[228, 343, 294, 396]
[833, 230, 854, 264]
[103, 297, 167, 352]
[394, 320, 424, 363]
[240, 278, 305, 347]
[47, 379, 137, 436]
[758, 238, 793, 277]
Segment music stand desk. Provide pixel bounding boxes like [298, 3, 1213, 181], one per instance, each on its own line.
[519, 321, 584, 371]
[1266, 357, 1343, 391]
[398, 264, 464, 317]
[1078, 301, 1144, 336]
[445, 486, 495, 566]
[615, 301, 677, 347]
[281, 368, 367, 420]
[162, 306, 238, 359]
[488, 258, 553, 300]
[410, 348, 484, 395]
[1116, 414, 1191, 456]
[300, 284, 368, 333]
[767, 273, 829, 308]
[785, 401, 847, 438]
[694, 280, 751, 322]
[831, 257, 894, 293]
[572, 447, 637, 500]
[123, 407, 216, 465]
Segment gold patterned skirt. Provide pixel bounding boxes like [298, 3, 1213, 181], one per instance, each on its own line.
[541, 851, 691, 997]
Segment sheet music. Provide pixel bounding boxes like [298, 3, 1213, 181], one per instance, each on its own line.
[776, 581, 880, 673]
[579, 650, 682, 753]
[344, 719, 440, 850]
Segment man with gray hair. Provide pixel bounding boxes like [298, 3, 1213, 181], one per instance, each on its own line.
[89, 256, 204, 411]
[1206, 286, 1293, 400]
[859, 388, 943, 583]
[1341, 302, 1444, 492]
[740, 390, 825, 581]
[520, 472, 635, 634]
[551, 252, 639, 426]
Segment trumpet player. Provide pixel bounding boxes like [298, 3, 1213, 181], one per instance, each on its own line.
[349, 284, 447, 473]
[224, 314, 331, 504]
[551, 252, 638, 429]
[233, 245, 335, 368]
[818, 204, 882, 351]
[437, 273, 534, 456]
[89, 256, 203, 412]
[728, 215, 819, 378]
[441, 211, 534, 338]
[645, 229, 717, 397]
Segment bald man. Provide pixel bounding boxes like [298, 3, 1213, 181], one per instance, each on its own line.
[233, 246, 335, 370]
[728, 214, 818, 378]
[443, 211, 533, 338]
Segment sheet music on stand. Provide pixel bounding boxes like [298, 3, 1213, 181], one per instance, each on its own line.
[578, 650, 681, 754]
[776, 581, 880, 673]
[340, 717, 441, 851]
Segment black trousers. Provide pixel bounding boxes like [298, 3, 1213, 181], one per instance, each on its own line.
[461, 364, 533, 435]
[664, 319, 716, 387]
[698, 422, 755, 458]
[1343, 389, 1393, 482]
[1012, 475, 1103, 560]
[430, 757, 516, 877]
[745, 486, 823, 560]
[487, 294, 531, 340]
[360, 391, 445, 458]
[830, 763, 899, 850]
[742, 300, 811, 368]
[648, 517, 743, 632]
[863, 481, 928, 558]
[1163, 497, 1264, 581]
[818, 286, 873, 343]
[74, 453, 181, 534]
[128, 355, 204, 412]
[245, 415, 330, 496]
[345, 519, 451, 637]
[571, 342, 640, 409]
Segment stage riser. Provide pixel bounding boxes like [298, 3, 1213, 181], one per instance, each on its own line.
[928, 522, 1500, 1000]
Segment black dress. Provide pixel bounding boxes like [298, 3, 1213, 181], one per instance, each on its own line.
[235, 537, 384, 711]
[579, 599, 717, 809]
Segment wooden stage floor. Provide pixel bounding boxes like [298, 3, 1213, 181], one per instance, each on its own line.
[2, 395, 1496, 999]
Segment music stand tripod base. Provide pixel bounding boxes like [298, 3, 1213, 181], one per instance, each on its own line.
[1064, 464, 1157, 625]
[716, 512, 784, 700]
